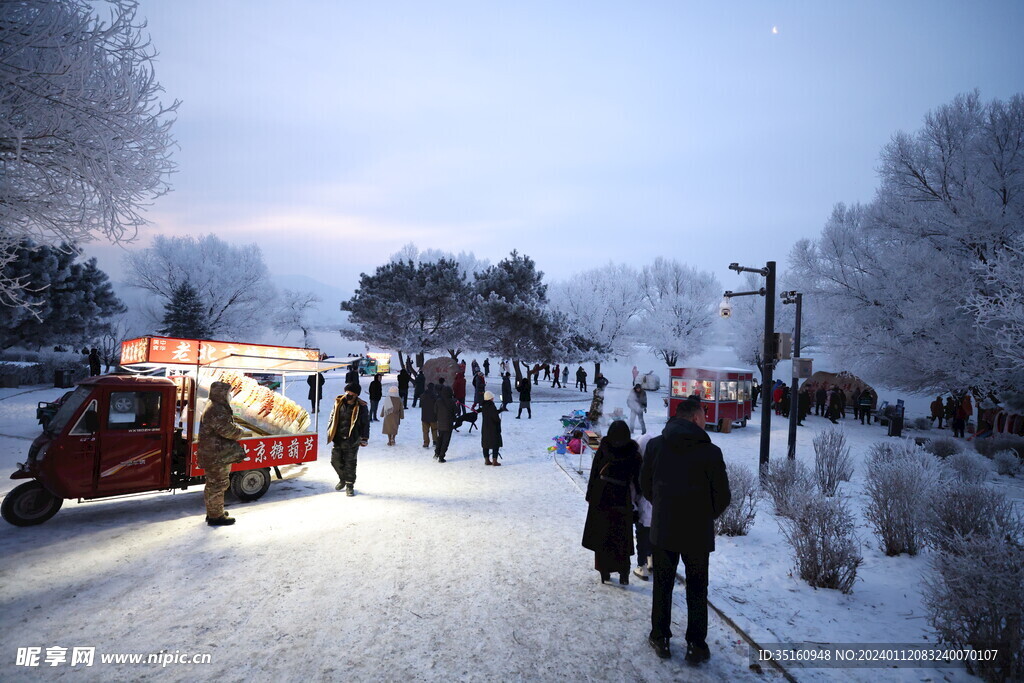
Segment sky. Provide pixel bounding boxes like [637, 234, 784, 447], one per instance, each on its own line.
[86, 0, 1024, 298]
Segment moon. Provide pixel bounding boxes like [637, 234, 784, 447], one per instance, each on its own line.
[772, 25, 779, 35]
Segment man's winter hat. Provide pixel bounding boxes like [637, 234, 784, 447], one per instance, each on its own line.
[484, 391, 494, 401]
[606, 420, 632, 447]
[345, 382, 361, 396]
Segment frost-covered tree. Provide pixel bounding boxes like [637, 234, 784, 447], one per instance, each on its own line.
[341, 259, 473, 366]
[471, 251, 560, 381]
[0, 0, 177, 313]
[548, 263, 643, 376]
[389, 242, 490, 280]
[791, 92, 1024, 401]
[159, 281, 211, 339]
[0, 240, 124, 349]
[272, 289, 322, 349]
[635, 258, 720, 367]
[124, 234, 275, 339]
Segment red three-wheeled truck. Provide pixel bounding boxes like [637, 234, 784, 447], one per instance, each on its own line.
[2, 336, 353, 526]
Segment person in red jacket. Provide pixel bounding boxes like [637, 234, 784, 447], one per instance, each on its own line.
[452, 370, 467, 417]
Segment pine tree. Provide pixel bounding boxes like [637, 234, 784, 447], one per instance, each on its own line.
[0, 240, 124, 349]
[160, 281, 211, 339]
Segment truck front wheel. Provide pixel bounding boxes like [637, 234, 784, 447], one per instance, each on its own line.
[2, 481, 64, 526]
[230, 469, 271, 502]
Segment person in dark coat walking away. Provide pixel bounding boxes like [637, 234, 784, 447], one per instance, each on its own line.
[858, 389, 874, 425]
[397, 366, 411, 409]
[641, 398, 731, 663]
[944, 396, 956, 427]
[434, 381, 457, 462]
[751, 378, 760, 409]
[307, 372, 326, 414]
[825, 387, 840, 424]
[420, 382, 438, 449]
[345, 364, 360, 389]
[583, 420, 642, 585]
[930, 396, 945, 428]
[88, 348, 101, 376]
[851, 389, 862, 421]
[815, 385, 827, 416]
[500, 372, 513, 410]
[798, 389, 811, 426]
[480, 391, 504, 465]
[368, 374, 383, 422]
[576, 366, 588, 392]
[516, 374, 532, 419]
[483, 358, 490, 377]
[327, 383, 370, 496]
[412, 369, 425, 408]
[551, 363, 562, 388]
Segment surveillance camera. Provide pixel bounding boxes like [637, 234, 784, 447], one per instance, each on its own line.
[719, 299, 733, 318]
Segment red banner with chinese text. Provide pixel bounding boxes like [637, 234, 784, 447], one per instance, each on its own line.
[121, 336, 320, 367]
[189, 433, 318, 477]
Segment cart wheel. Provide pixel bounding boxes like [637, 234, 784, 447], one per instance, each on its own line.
[230, 469, 271, 502]
[2, 481, 63, 527]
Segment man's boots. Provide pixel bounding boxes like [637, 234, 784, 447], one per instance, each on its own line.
[346, 483, 355, 497]
[206, 515, 235, 526]
[484, 456, 492, 466]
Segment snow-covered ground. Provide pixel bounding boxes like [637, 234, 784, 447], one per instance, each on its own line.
[0, 348, 1018, 681]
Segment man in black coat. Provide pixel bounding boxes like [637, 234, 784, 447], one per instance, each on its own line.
[516, 374, 532, 419]
[433, 381, 456, 463]
[815, 385, 827, 416]
[367, 374, 383, 422]
[327, 383, 370, 497]
[641, 398, 731, 664]
[306, 372, 325, 413]
[397, 367, 411, 409]
[479, 391, 503, 466]
[345, 364, 360, 389]
[412, 370, 425, 408]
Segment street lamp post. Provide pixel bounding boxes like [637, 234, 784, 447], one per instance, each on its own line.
[725, 261, 776, 473]
[781, 291, 802, 460]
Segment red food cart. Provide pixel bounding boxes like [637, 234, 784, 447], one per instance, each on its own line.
[668, 367, 754, 432]
[2, 336, 355, 526]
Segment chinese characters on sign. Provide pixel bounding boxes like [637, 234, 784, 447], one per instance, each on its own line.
[121, 337, 321, 366]
[189, 434, 317, 476]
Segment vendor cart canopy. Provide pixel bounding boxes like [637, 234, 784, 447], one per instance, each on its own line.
[119, 336, 356, 375]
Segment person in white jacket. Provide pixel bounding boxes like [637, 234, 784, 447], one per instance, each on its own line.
[632, 433, 655, 580]
[627, 383, 648, 435]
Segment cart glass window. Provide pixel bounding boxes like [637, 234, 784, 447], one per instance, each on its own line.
[738, 380, 750, 402]
[720, 381, 738, 401]
[108, 391, 162, 430]
[46, 386, 93, 435]
[697, 380, 716, 401]
[671, 378, 686, 397]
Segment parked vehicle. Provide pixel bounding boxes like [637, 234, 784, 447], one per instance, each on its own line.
[3, 336, 353, 527]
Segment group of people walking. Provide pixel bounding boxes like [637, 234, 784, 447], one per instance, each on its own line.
[930, 393, 974, 437]
[762, 381, 877, 427]
[582, 399, 732, 666]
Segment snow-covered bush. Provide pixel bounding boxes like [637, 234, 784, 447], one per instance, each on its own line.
[813, 427, 853, 496]
[993, 450, 1022, 477]
[941, 451, 990, 484]
[924, 483, 1023, 554]
[761, 458, 815, 518]
[910, 416, 932, 431]
[924, 436, 963, 459]
[974, 434, 1024, 460]
[864, 442, 941, 556]
[778, 493, 863, 594]
[923, 534, 1024, 682]
[715, 462, 758, 537]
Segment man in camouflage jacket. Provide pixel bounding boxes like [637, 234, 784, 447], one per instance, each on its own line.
[197, 381, 251, 526]
[327, 382, 370, 496]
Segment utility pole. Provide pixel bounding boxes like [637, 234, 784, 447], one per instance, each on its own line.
[725, 261, 776, 475]
[782, 291, 802, 459]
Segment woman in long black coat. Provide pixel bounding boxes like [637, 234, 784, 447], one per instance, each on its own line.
[582, 420, 642, 585]
[480, 392, 503, 466]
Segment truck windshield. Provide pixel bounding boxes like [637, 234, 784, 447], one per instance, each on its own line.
[45, 386, 93, 434]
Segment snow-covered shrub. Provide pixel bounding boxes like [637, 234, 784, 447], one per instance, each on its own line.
[778, 493, 863, 594]
[993, 450, 1022, 477]
[910, 416, 932, 431]
[761, 459, 815, 518]
[813, 427, 853, 496]
[864, 442, 941, 556]
[923, 534, 1024, 682]
[925, 483, 1023, 554]
[924, 436, 963, 459]
[941, 451, 990, 484]
[716, 462, 758, 537]
[974, 434, 1024, 460]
